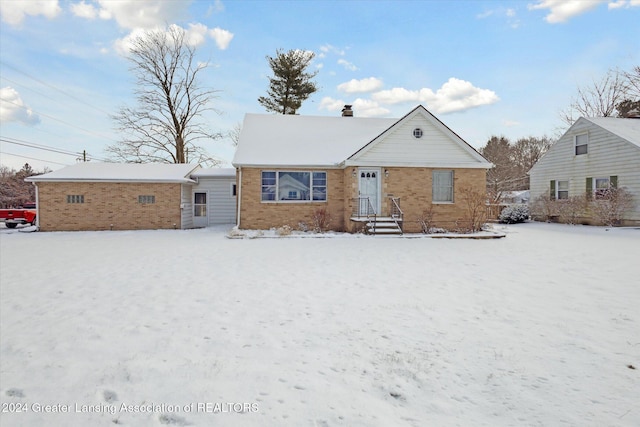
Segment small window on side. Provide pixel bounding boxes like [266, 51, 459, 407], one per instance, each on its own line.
[575, 134, 588, 155]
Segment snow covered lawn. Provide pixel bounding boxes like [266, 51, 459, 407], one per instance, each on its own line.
[1, 222, 639, 426]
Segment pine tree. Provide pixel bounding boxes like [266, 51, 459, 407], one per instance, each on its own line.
[258, 49, 319, 114]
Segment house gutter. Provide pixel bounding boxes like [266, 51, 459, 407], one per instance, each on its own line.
[236, 167, 242, 228]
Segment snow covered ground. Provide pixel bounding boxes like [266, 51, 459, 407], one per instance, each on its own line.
[1, 222, 638, 426]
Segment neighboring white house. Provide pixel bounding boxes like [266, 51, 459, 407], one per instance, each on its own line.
[529, 117, 640, 225]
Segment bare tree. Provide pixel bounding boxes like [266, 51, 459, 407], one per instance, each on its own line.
[108, 25, 221, 165]
[560, 67, 637, 125]
[228, 122, 242, 147]
[479, 136, 517, 202]
[511, 136, 554, 188]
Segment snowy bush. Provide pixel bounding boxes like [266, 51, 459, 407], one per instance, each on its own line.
[499, 204, 529, 224]
[311, 207, 332, 233]
[276, 225, 292, 236]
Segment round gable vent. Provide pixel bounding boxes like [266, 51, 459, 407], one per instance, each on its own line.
[413, 128, 423, 138]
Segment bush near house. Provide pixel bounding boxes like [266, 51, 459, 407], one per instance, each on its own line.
[499, 204, 530, 224]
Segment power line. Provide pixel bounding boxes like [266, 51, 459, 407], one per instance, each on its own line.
[0, 136, 110, 162]
[0, 151, 70, 166]
[0, 97, 117, 143]
[0, 60, 113, 116]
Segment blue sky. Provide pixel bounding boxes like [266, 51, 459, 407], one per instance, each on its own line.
[1, 0, 638, 171]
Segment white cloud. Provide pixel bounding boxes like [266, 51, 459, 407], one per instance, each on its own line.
[476, 10, 494, 19]
[608, 0, 640, 8]
[337, 77, 384, 94]
[372, 78, 499, 114]
[113, 24, 233, 55]
[351, 99, 391, 117]
[89, 0, 187, 30]
[503, 119, 520, 127]
[319, 97, 345, 112]
[319, 97, 390, 117]
[528, 0, 605, 23]
[70, 1, 97, 19]
[0, 0, 61, 26]
[337, 59, 358, 71]
[319, 44, 346, 57]
[0, 87, 40, 125]
[209, 27, 234, 50]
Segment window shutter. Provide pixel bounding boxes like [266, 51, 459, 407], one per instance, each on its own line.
[610, 175, 618, 189]
[549, 180, 556, 200]
[586, 177, 593, 200]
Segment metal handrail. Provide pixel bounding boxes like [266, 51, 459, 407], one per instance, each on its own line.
[390, 197, 404, 233]
[352, 197, 377, 234]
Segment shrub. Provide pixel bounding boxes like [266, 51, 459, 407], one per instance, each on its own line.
[589, 187, 634, 226]
[558, 195, 587, 224]
[276, 225, 292, 236]
[311, 207, 332, 233]
[499, 204, 529, 224]
[459, 186, 487, 232]
[418, 206, 435, 234]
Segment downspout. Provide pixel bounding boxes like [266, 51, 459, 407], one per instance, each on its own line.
[236, 167, 242, 228]
[32, 182, 40, 230]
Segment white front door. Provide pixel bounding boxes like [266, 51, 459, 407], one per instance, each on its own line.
[358, 168, 380, 215]
[193, 191, 208, 227]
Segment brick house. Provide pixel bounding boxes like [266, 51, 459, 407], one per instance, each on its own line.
[232, 105, 492, 233]
[25, 163, 237, 231]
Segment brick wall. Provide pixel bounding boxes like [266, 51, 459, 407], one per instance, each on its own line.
[238, 168, 345, 231]
[382, 167, 487, 233]
[239, 167, 487, 233]
[36, 182, 183, 231]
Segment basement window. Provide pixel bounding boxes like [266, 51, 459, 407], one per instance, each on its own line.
[138, 195, 155, 204]
[66, 195, 84, 204]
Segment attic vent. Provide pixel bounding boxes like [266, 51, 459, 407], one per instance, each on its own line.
[413, 128, 423, 138]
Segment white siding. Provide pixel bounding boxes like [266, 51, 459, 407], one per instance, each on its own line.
[180, 184, 193, 229]
[530, 118, 640, 221]
[351, 114, 488, 168]
[192, 177, 237, 225]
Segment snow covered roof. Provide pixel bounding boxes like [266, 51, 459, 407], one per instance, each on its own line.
[585, 117, 640, 148]
[26, 163, 200, 183]
[232, 113, 397, 167]
[191, 167, 236, 178]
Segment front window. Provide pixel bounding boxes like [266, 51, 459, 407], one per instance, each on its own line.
[557, 181, 569, 200]
[575, 134, 588, 155]
[594, 177, 610, 199]
[432, 170, 454, 202]
[261, 171, 327, 202]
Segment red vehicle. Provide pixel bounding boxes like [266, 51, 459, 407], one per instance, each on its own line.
[0, 206, 37, 228]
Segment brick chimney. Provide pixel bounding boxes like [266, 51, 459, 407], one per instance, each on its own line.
[341, 105, 353, 117]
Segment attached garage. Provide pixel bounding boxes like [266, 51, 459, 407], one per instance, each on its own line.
[26, 163, 200, 231]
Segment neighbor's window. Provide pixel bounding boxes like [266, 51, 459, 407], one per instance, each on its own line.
[138, 195, 155, 204]
[231, 183, 237, 197]
[432, 170, 454, 202]
[261, 171, 327, 202]
[575, 134, 588, 155]
[67, 195, 84, 204]
[557, 181, 569, 200]
[594, 177, 610, 199]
